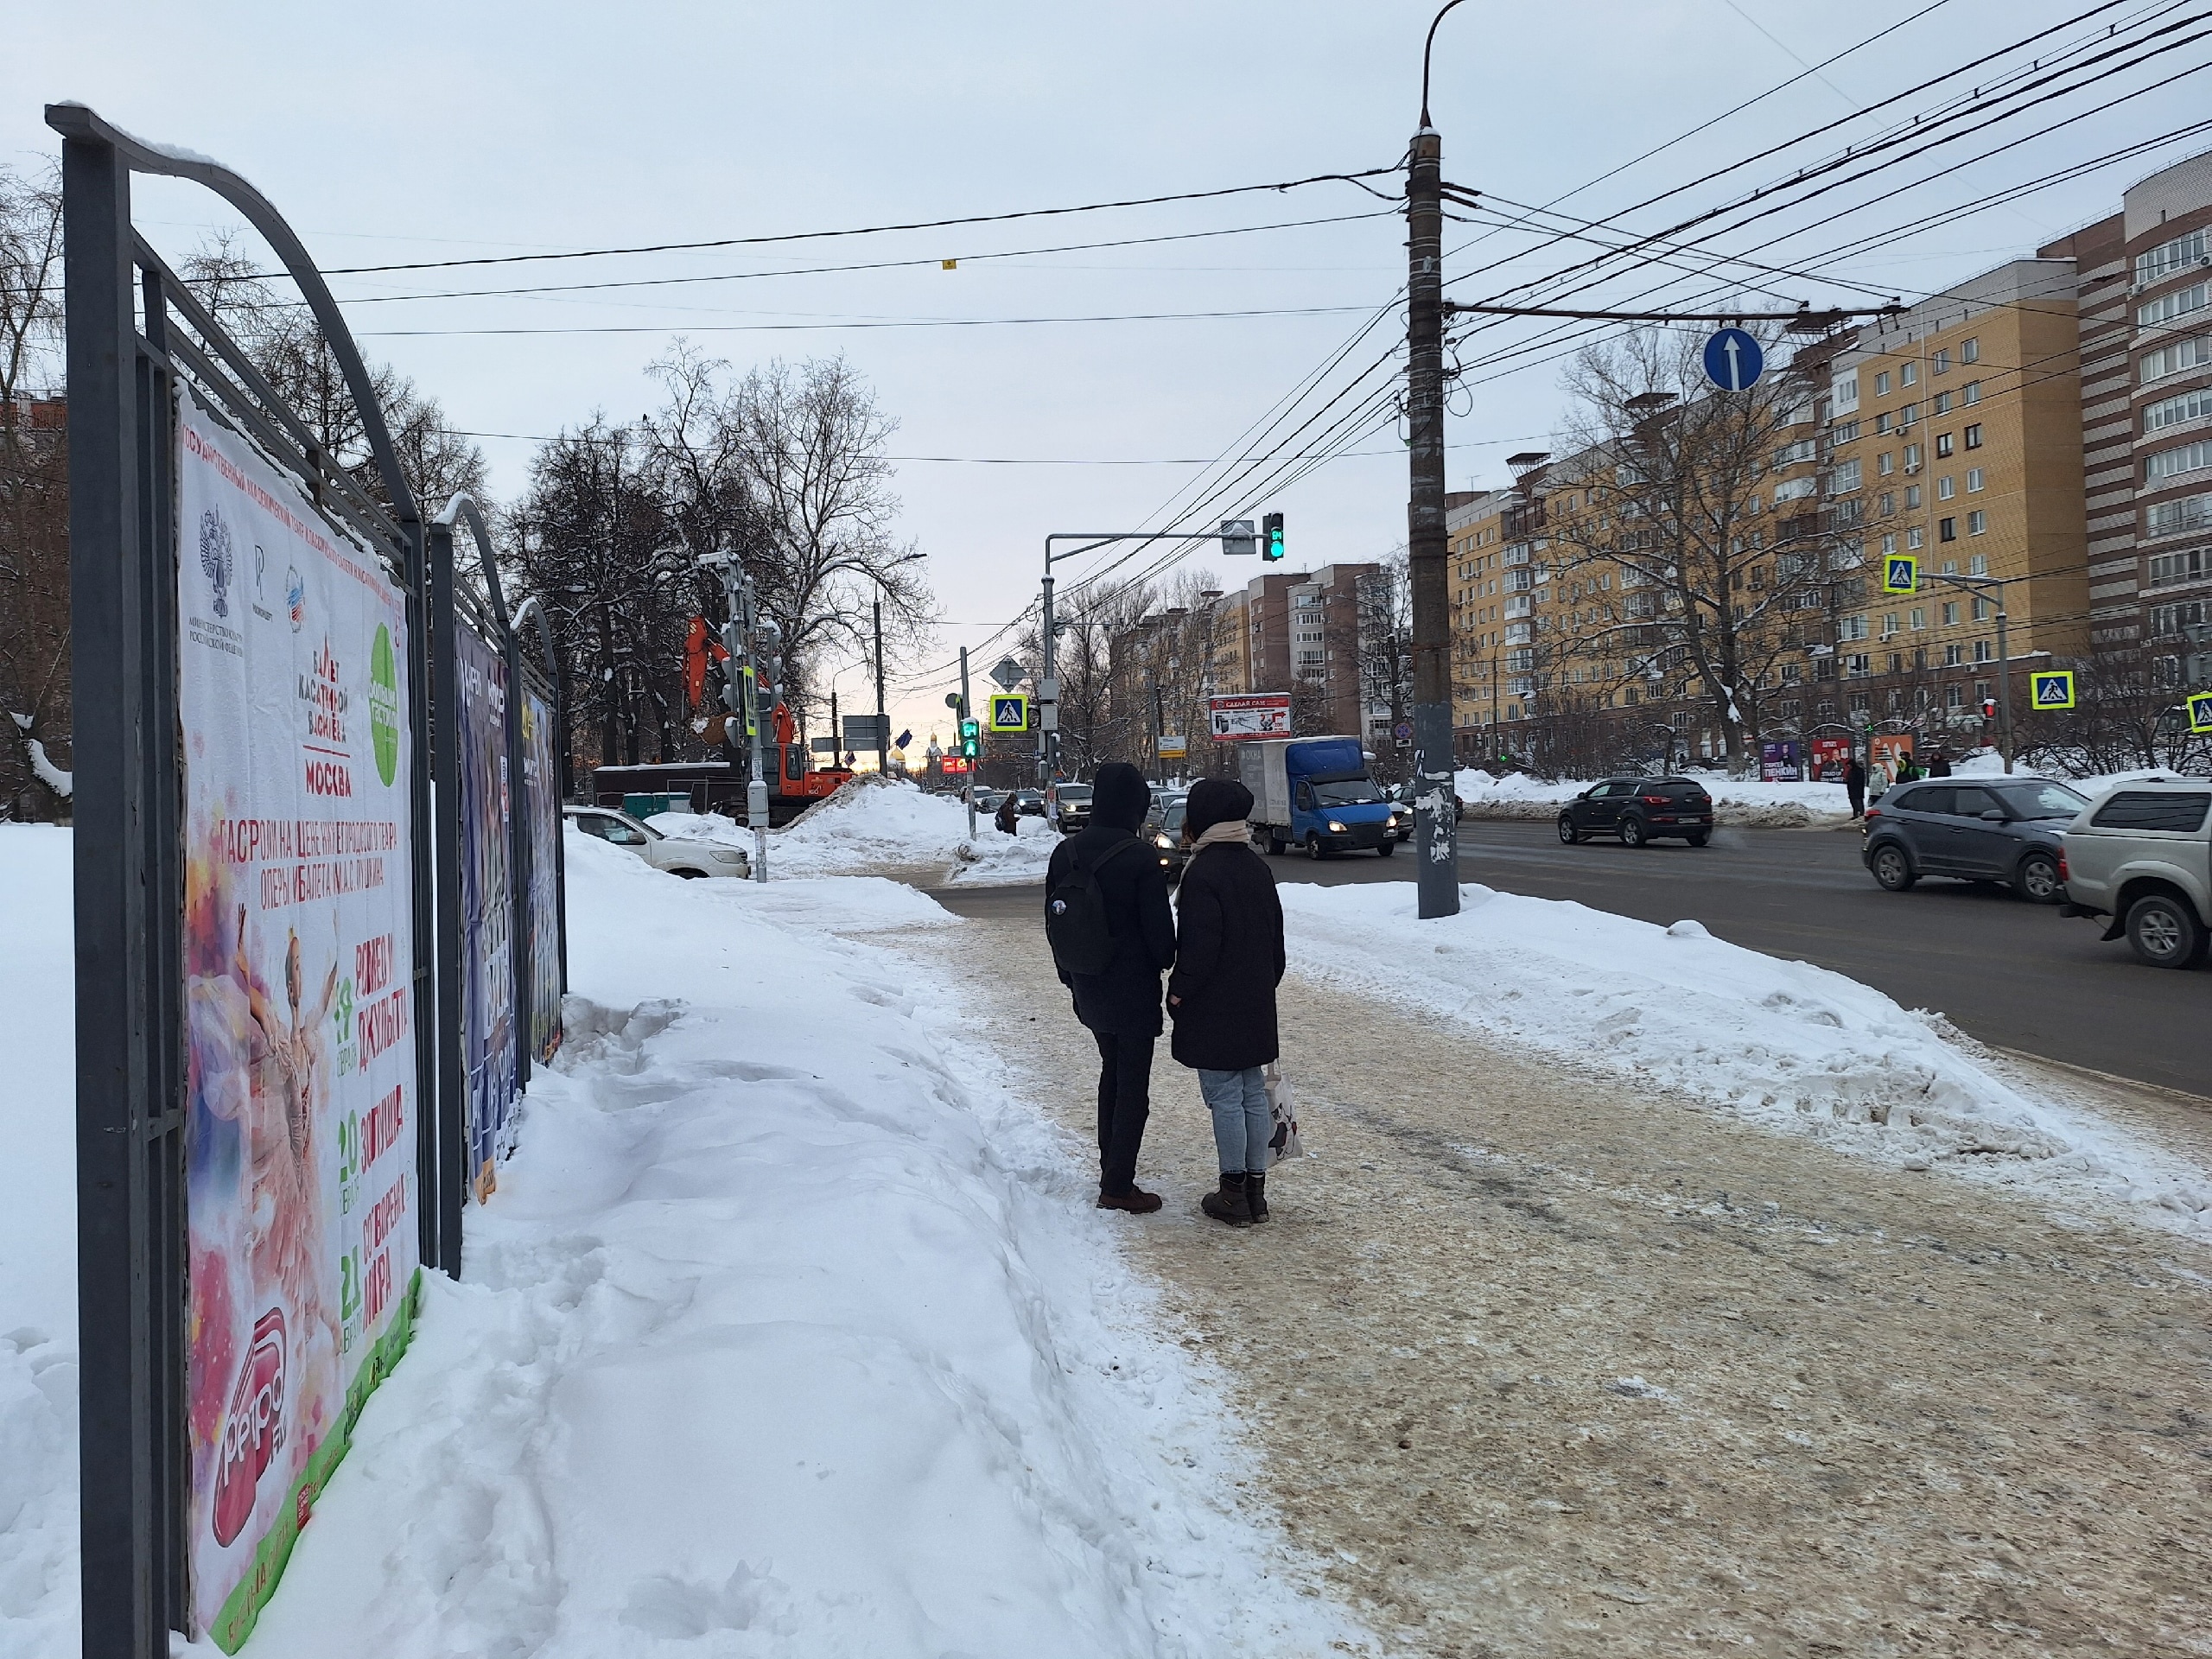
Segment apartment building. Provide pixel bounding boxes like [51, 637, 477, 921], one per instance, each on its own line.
[2039, 149, 2212, 688]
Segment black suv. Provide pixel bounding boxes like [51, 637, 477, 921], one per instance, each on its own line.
[1557, 777, 1715, 847]
[1861, 777, 2088, 902]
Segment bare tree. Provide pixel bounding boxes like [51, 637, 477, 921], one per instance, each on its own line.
[1548, 329, 1840, 772]
[0, 164, 68, 817]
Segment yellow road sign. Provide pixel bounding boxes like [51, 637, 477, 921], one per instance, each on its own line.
[2031, 671, 2075, 710]
[1882, 554, 1917, 594]
[987, 692, 1030, 733]
[2189, 690, 2212, 734]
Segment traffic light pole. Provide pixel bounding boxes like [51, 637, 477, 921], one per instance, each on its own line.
[1924, 571, 2013, 773]
[959, 645, 976, 839]
[1039, 523, 1281, 788]
[705, 549, 772, 881]
[1406, 93, 1459, 918]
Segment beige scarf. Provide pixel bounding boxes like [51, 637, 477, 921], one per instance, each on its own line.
[1188, 818, 1253, 857]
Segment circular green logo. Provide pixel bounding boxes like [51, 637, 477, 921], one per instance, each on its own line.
[368, 623, 400, 786]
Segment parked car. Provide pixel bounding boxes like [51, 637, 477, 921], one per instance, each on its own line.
[2056, 779, 2212, 967]
[1147, 796, 1192, 886]
[1556, 777, 1715, 847]
[1052, 782, 1095, 834]
[563, 804, 751, 878]
[1860, 778, 2087, 902]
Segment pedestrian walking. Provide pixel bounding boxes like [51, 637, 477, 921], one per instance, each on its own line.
[1045, 761, 1175, 1213]
[995, 791, 1020, 836]
[1845, 755, 1867, 819]
[1928, 751, 1952, 778]
[1164, 777, 1285, 1228]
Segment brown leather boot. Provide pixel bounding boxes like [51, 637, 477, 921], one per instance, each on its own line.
[1245, 1171, 1268, 1223]
[1199, 1173, 1252, 1227]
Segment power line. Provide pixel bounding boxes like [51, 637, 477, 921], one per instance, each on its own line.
[308, 166, 1405, 276]
[355, 302, 1381, 339]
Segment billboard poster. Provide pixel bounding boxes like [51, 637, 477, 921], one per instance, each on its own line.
[1208, 692, 1292, 741]
[1758, 739, 1802, 782]
[175, 391, 420, 1651]
[456, 626, 517, 1192]
[521, 687, 563, 1065]
[1871, 732, 1916, 791]
[1809, 735, 1853, 782]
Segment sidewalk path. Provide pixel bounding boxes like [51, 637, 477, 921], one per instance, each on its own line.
[910, 900, 2212, 1658]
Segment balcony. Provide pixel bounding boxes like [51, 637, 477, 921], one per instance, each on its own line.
[1504, 594, 1534, 619]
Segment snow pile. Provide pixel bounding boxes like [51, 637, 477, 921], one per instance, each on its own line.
[652, 777, 1056, 886]
[1279, 880, 2212, 1236]
[0, 823, 1366, 1656]
[1453, 768, 1854, 828]
[0, 828, 79, 1654]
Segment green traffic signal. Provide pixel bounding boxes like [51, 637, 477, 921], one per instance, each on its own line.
[1262, 511, 1284, 562]
[958, 717, 980, 760]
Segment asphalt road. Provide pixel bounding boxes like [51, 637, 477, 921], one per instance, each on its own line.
[932, 821, 2207, 1099]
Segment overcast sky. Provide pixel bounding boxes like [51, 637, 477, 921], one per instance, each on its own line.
[10, 1, 2209, 751]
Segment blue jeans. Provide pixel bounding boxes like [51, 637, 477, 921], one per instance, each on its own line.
[1198, 1066, 1271, 1175]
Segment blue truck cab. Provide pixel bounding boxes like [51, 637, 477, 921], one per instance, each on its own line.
[1237, 734, 1399, 858]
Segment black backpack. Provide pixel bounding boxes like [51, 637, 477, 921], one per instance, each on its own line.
[1046, 837, 1142, 976]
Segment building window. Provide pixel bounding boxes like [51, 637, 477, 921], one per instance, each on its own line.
[2147, 548, 2208, 584]
[1902, 362, 1918, 387]
[1829, 457, 1862, 493]
[1879, 493, 1896, 517]
[1878, 450, 1895, 475]
[1899, 404, 1920, 430]
[2145, 388, 2212, 433]
[1936, 432, 1955, 458]
[2145, 493, 2212, 538]
[1942, 601, 1961, 626]
[1910, 607, 1926, 630]
[1973, 596, 1993, 621]
[1966, 510, 1986, 535]
[1847, 655, 1871, 679]
[1907, 526, 1925, 550]
[1937, 475, 1955, 500]
[1932, 391, 1952, 416]
[1904, 443, 1923, 470]
[1932, 347, 1951, 375]
[1963, 424, 1982, 451]
[2141, 335, 2212, 385]
[1961, 338, 1980, 364]
[2138, 282, 2207, 330]
[1946, 681, 1965, 705]
[1969, 553, 1987, 576]
[1961, 380, 1980, 405]
[1939, 517, 1957, 542]
[1904, 485, 1922, 510]
[1967, 467, 1985, 492]
[1887, 652, 1904, 674]
[1829, 419, 1859, 447]
[2136, 230, 2209, 285]
[2145, 440, 2212, 485]
[1838, 614, 1868, 641]
[1874, 411, 1892, 435]
[1874, 370, 1891, 397]
[1974, 639, 1993, 663]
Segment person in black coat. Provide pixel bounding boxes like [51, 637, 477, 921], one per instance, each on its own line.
[1046, 762, 1175, 1212]
[1166, 777, 1286, 1227]
[1844, 756, 1867, 819]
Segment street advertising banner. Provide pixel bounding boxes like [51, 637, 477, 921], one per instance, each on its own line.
[175, 391, 420, 1651]
[521, 687, 563, 1065]
[1871, 732, 1916, 790]
[456, 626, 518, 1194]
[1809, 735, 1853, 782]
[1758, 739, 1802, 782]
[1208, 692, 1292, 741]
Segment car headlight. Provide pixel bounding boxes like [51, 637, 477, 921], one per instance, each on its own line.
[709, 847, 747, 864]
[1327, 820, 1348, 834]
[1154, 833, 1174, 849]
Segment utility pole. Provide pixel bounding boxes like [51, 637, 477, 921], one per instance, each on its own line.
[1407, 53, 1459, 918]
[959, 645, 976, 839]
[702, 544, 771, 881]
[873, 595, 887, 774]
[830, 685, 842, 766]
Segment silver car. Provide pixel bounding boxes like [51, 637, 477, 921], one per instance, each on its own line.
[563, 805, 751, 879]
[2057, 779, 2212, 968]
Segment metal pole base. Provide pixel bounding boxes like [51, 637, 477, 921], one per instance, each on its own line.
[1412, 700, 1459, 918]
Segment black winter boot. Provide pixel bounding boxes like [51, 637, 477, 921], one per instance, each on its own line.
[1245, 1170, 1268, 1223]
[1199, 1172, 1252, 1227]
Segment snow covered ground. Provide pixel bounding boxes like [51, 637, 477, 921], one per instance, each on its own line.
[1453, 767, 1856, 826]
[1278, 880, 2212, 1237]
[652, 777, 1058, 886]
[0, 826, 1366, 1658]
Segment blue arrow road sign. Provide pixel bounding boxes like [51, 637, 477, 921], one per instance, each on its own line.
[1702, 327, 1764, 392]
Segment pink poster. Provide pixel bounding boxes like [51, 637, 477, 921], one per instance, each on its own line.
[176, 391, 422, 1649]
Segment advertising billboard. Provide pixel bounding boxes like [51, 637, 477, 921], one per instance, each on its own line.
[521, 688, 563, 1066]
[456, 626, 517, 1192]
[1207, 692, 1293, 741]
[1758, 739, 1802, 782]
[175, 391, 420, 1650]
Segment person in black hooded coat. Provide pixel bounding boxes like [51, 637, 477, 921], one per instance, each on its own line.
[1166, 777, 1285, 1227]
[1046, 762, 1175, 1211]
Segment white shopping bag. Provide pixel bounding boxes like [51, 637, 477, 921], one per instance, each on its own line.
[1262, 1063, 1304, 1165]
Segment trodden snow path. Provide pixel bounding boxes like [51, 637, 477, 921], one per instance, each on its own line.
[921, 895, 2212, 1658]
[1, 829, 1375, 1659]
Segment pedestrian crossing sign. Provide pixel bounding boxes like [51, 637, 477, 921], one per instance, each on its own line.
[2188, 690, 2212, 734]
[2031, 671, 2075, 709]
[1882, 555, 1917, 594]
[988, 693, 1030, 733]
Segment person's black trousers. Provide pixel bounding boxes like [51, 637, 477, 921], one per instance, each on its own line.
[1091, 1027, 1154, 1195]
[1847, 785, 1866, 817]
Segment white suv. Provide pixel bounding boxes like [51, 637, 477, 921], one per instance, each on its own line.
[563, 805, 751, 879]
[2057, 780, 2212, 969]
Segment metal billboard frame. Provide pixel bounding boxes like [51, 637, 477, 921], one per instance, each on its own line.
[48, 101, 440, 1656]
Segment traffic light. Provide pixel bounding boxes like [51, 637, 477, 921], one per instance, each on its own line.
[958, 718, 980, 760]
[1980, 696, 1998, 721]
[1262, 512, 1285, 562]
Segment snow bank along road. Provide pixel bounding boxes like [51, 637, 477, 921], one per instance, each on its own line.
[922, 887, 2212, 1656]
